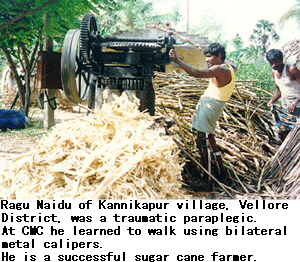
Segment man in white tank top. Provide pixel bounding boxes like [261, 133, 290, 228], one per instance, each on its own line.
[266, 49, 300, 141]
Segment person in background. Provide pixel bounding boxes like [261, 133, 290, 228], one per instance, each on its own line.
[266, 49, 300, 142]
[169, 43, 236, 185]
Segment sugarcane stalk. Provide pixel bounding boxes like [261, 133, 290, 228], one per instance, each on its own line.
[150, 24, 202, 50]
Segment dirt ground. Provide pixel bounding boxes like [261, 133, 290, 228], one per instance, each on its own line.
[0, 106, 88, 170]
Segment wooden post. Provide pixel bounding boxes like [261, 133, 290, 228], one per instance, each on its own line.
[43, 12, 55, 129]
[187, 0, 189, 34]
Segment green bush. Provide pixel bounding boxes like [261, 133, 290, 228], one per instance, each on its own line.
[236, 60, 275, 96]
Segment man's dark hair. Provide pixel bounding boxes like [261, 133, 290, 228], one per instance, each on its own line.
[266, 49, 283, 62]
[203, 43, 226, 60]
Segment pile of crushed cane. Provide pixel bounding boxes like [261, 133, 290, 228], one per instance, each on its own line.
[0, 92, 185, 199]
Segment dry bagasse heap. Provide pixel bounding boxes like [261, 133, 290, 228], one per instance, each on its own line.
[0, 92, 185, 199]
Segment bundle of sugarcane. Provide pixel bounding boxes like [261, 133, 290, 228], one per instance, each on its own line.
[264, 119, 300, 198]
[0, 92, 185, 199]
[154, 72, 276, 194]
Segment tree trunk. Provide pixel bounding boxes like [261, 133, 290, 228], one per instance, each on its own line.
[24, 69, 31, 116]
[1, 47, 26, 110]
[20, 41, 37, 117]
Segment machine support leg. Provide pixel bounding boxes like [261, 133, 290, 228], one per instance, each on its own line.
[88, 78, 97, 111]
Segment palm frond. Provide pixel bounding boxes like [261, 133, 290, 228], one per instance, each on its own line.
[279, 7, 300, 26]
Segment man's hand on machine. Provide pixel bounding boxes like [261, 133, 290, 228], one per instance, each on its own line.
[169, 49, 178, 62]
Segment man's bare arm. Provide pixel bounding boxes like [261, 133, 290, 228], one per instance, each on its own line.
[287, 65, 300, 112]
[225, 59, 237, 72]
[268, 85, 281, 107]
[169, 49, 223, 79]
[289, 65, 300, 83]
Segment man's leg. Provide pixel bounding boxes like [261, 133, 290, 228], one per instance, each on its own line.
[278, 130, 289, 141]
[208, 134, 228, 182]
[196, 131, 209, 181]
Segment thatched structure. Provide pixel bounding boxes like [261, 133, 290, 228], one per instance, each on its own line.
[282, 39, 300, 64]
[264, 119, 300, 199]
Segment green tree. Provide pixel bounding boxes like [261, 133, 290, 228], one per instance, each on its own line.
[189, 12, 224, 42]
[0, 0, 100, 116]
[243, 45, 262, 63]
[0, 0, 59, 31]
[227, 33, 245, 65]
[98, 0, 181, 34]
[159, 4, 182, 25]
[279, 0, 300, 27]
[249, 19, 280, 56]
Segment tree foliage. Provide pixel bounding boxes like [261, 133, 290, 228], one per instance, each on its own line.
[0, 0, 105, 115]
[236, 60, 274, 94]
[0, 0, 179, 115]
[189, 12, 224, 42]
[227, 34, 274, 94]
[0, 0, 59, 31]
[97, 0, 181, 34]
[279, 0, 300, 28]
[227, 34, 262, 65]
[243, 45, 262, 63]
[249, 19, 280, 56]
[227, 34, 245, 64]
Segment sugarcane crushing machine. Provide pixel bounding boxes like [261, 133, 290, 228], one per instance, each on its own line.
[61, 13, 176, 115]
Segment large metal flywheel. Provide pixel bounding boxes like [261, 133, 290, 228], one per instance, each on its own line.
[61, 14, 98, 105]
